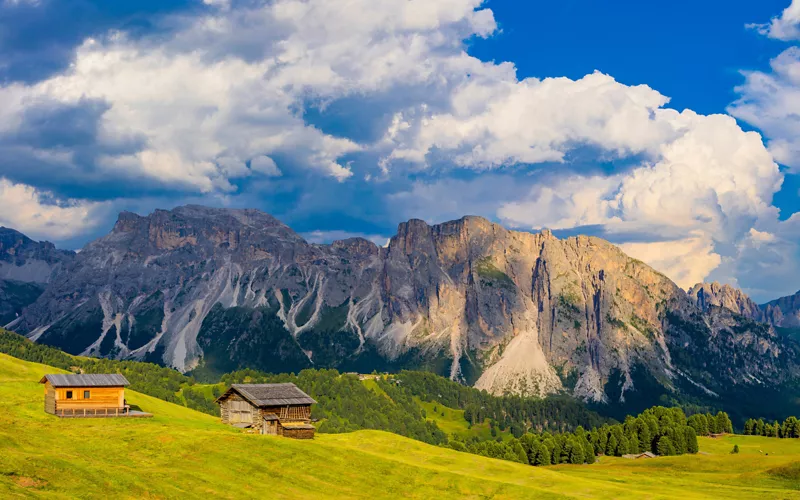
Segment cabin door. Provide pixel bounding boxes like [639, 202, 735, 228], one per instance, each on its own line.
[263, 421, 278, 435]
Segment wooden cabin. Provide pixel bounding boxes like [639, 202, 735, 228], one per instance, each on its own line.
[622, 451, 657, 459]
[216, 383, 316, 439]
[40, 374, 131, 418]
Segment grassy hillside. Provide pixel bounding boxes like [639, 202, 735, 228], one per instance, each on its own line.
[2, 354, 800, 499]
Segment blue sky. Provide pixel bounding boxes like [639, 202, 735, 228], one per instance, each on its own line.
[1, 0, 800, 302]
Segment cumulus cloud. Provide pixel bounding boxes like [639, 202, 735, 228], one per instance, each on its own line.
[302, 230, 389, 247]
[0, 177, 109, 240]
[729, 47, 800, 172]
[619, 234, 722, 289]
[380, 72, 680, 169]
[250, 156, 281, 177]
[749, 0, 800, 41]
[0, 0, 797, 301]
[484, 110, 780, 291]
[0, 0, 501, 194]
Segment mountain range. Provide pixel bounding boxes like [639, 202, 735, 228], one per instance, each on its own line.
[3, 205, 800, 414]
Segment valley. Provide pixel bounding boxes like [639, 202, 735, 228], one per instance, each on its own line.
[2, 206, 800, 421]
[2, 353, 800, 498]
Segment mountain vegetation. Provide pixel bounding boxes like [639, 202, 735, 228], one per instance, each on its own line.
[743, 417, 800, 438]
[4, 206, 799, 420]
[3, 353, 800, 498]
[0, 329, 737, 470]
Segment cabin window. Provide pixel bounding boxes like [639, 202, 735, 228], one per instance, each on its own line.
[84, 390, 90, 399]
[66, 390, 73, 399]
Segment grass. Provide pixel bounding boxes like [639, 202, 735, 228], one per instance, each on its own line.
[1, 353, 800, 499]
[415, 398, 514, 442]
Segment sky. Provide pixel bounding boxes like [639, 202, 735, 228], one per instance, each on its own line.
[1, 0, 800, 302]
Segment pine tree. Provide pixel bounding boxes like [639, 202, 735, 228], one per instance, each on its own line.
[580, 435, 596, 464]
[569, 439, 585, 464]
[616, 436, 629, 457]
[657, 436, 675, 456]
[512, 441, 529, 464]
[606, 435, 618, 456]
[715, 412, 733, 434]
[707, 413, 719, 434]
[534, 446, 551, 466]
[685, 426, 699, 454]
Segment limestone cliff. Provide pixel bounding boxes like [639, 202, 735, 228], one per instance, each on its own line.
[8, 206, 798, 407]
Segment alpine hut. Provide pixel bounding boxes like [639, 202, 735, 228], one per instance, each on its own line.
[39, 374, 137, 418]
[216, 383, 316, 438]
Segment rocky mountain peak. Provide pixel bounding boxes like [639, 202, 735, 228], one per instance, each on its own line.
[762, 290, 800, 328]
[687, 281, 762, 319]
[0, 227, 73, 284]
[7, 206, 798, 412]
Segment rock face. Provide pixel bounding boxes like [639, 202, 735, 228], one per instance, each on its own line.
[762, 291, 800, 329]
[687, 281, 800, 332]
[0, 228, 74, 326]
[688, 282, 763, 320]
[0, 227, 73, 284]
[10, 206, 799, 407]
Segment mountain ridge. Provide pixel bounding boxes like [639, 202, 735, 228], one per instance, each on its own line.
[4, 205, 799, 412]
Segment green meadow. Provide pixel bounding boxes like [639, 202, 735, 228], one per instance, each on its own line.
[2, 353, 800, 499]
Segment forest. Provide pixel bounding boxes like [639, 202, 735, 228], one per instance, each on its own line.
[0, 329, 756, 467]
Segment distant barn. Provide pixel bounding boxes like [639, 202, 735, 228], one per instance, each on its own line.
[622, 451, 657, 459]
[39, 374, 149, 418]
[216, 383, 316, 439]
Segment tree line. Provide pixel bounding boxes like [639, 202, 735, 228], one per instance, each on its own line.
[0, 328, 748, 468]
[391, 370, 610, 435]
[221, 368, 448, 444]
[449, 405, 708, 466]
[742, 416, 800, 438]
[0, 330, 212, 413]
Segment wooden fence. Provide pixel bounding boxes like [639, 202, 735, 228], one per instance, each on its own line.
[55, 407, 151, 418]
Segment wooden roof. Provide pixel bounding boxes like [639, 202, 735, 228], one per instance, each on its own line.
[280, 422, 316, 430]
[217, 383, 316, 407]
[39, 373, 130, 388]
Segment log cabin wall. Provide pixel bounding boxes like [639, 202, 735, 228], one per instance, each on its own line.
[54, 387, 124, 410]
[220, 393, 260, 424]
[44, 381, 56, 414]
[282, 427, 315, 439]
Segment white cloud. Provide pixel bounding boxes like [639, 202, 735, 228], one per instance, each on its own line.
[0, 0, 797, 301]
[0, 178, 109, 240]
[0, 0, 498, 191]
[380, 72, 680, 169]
[749, 0, 800, 40]
[302, 230, 389, 247]
[494, 111, 781, 290]
[619, 234, 722, 290]
[729, 47, 800, 172]
[250, 156, 282, 177]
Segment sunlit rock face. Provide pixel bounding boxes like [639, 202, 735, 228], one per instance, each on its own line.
[11, 206, 798, 405]
[0, 227, 74, 327]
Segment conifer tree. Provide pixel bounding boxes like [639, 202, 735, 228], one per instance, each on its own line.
[616, 436, 629, 457]
[657, 436, 675, 456]
[569, 439, 585, 464]
[534, 446, 551, 466]
[606, 435, 618, 456]
[685, 427, 699, 454]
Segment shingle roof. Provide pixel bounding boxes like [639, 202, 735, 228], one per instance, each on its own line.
[39, 374, 130, 387]
[223, 383, 316, 406]
[280, 422, 316, 430]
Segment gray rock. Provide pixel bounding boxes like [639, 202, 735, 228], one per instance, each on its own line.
[9, 206, 799, 406]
